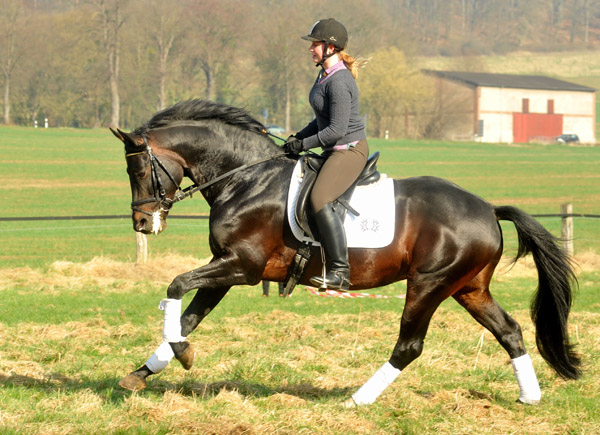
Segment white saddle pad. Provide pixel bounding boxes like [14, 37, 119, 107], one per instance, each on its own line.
[286, 157, 396, 248]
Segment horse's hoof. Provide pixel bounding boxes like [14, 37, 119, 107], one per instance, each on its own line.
[176, 342, 196, 370]
[342, 398, 357, 408]
[119, 373, 147, 391]
[517, 397, 540, 405]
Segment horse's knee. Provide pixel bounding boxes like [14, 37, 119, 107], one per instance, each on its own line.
[167, 276, 187, 299]
[390, 338, 424, 370]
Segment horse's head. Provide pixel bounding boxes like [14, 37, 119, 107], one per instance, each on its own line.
[111, 128, 184, 235]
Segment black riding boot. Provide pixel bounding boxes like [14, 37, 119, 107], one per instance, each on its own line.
[309, 203, 351, 291]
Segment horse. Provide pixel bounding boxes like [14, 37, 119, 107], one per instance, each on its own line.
[111, 99, 580, 406]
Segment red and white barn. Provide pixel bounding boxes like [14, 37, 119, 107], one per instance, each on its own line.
[424, 70, 596, 144]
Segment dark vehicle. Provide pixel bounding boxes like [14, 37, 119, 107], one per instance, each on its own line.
[555, 133, 579, 143]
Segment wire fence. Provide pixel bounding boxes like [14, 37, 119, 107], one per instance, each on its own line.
[1, 212, 598, 264]
[1, 213, 598, 222]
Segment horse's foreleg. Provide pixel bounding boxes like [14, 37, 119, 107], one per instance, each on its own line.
[120, 256, 251, 391]
[119, 287, 230, 391]
[453, 284, 541, 404]
[172, 285, 230, 368]
[119, 300, 181, 392]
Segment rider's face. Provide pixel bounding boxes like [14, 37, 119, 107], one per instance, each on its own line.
[309, 41, 327, 64]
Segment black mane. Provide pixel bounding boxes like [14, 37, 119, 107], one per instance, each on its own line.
[133, 99, 266, 135]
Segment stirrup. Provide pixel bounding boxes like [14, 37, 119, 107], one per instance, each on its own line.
[310, 270, 351, 291]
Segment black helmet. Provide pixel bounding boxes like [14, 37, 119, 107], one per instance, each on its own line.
[301, 18, 348, 51]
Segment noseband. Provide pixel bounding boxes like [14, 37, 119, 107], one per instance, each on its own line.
[126, 134, 287, 217]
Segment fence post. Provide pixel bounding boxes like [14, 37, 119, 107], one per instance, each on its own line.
[561, 203, 573, 256]
[136, 232, 148, 264]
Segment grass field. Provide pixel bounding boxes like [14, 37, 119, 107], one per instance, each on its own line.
[0, 126, 599, 433]
[0, 127, 599, 267]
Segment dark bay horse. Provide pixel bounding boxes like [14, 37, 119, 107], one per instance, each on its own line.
[111, 99, 580, 406]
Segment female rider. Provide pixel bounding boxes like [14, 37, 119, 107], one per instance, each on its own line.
[283, 18, 368, 291]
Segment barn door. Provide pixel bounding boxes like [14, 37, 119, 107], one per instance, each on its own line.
[513, 113, 563, 143]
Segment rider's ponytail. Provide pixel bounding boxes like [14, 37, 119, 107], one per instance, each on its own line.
[340, 51, 368, 79]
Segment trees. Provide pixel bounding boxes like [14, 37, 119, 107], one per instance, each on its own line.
[135, 0, 186, 110]
[91, 0, 127, 128]
[0, 0, 28, 125]
[253, 2, 313, 132]
[184, 0, 244, 102]
[360, 47, 434, 138]
[1, 0, 600, 131]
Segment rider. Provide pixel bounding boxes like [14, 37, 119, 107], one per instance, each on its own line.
[283, 18, 368, 291]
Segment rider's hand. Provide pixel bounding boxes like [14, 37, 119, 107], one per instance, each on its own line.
[283, 136, 304, 155]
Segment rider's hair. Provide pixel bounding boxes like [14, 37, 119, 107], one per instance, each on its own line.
[339, 51, 368, 79]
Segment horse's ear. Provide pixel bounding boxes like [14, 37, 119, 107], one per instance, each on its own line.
[110, 127, 125, 142]
[112, 128, 141, 148]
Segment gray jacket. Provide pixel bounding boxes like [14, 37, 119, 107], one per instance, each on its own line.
[298, 68, 366, 150]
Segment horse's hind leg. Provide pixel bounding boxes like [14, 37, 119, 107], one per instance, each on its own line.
[119, 286, 229, 391]
[349, 275, 455, 406]
[453, 278, 541, 404]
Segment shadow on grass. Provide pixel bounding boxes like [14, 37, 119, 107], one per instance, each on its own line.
[153, 378, 355, 401]
[0, 371, 354, 403]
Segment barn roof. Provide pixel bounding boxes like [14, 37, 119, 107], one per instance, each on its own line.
[423, 70, 596, 92]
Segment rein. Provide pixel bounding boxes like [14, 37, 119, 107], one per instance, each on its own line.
[172, 127, 288, 203]
[127, 133, 287, 214]
[171, 152, 286, 204]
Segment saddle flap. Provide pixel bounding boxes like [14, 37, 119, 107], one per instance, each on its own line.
[293, 152, 381, 240]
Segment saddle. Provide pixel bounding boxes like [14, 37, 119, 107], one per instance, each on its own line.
[294, 151, 381, 240]
[282, 152, 381, 297]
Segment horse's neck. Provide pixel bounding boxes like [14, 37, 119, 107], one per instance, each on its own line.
[165, 124, 277, 202]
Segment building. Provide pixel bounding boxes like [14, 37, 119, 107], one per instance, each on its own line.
[424, 70, 596, 143]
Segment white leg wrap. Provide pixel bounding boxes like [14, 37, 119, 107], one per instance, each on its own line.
[351, 362, 401, 406]
[145, 341, 174, 374]
[160, 298, 185, 343]
[511, 354, 541, 404]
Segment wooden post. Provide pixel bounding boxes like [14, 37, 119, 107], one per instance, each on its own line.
[136, 232, 148, 264]
[561, 203, 573, 256]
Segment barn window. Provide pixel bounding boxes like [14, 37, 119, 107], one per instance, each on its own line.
[547, 99, 555, 114]
[522, 99, 529, 113]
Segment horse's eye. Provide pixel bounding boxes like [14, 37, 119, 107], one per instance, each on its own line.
[136, 170, 146, 179]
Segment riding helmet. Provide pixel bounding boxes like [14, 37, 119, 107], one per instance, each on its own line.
[301, 18, 348, 50]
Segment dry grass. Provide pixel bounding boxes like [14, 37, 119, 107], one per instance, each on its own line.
[417, 50, 600, 78]
[0, 253, 598, 434]
[0, 254, 212, 294]
[495, 249, 600, 280]
[1, 251, 596, 292]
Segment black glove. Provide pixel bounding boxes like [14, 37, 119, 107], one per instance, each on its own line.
[283, 136, 304, 155]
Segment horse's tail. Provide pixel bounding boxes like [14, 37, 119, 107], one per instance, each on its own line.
[494, 205, 581, 380]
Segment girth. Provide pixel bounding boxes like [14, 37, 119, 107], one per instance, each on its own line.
[294, 151, 381, 240]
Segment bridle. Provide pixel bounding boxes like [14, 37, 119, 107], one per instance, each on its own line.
[125, 133, 287, 216]
[125, 135, 181, 217]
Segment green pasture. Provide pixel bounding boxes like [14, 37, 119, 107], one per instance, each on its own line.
[0, 126, 599, 433]
[0, 126, 598, 267]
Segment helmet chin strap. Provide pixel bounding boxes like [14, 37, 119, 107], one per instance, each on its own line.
[316, 42, 339, 68]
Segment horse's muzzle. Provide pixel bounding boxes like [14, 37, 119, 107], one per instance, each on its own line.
[132, 209, 168, 234]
